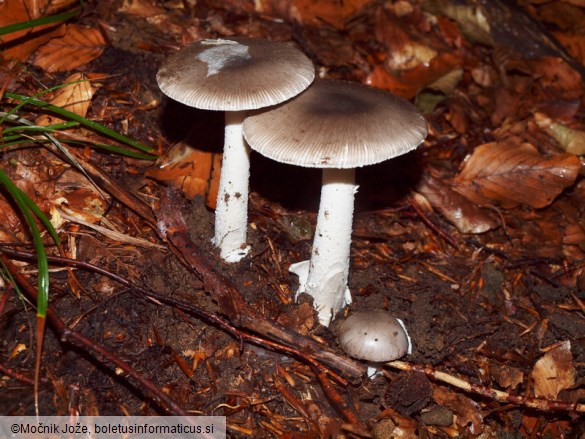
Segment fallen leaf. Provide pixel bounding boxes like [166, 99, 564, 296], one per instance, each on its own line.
[43, 0, 79, 15]
[146, 142, 221, 209]
[522, 415, 573, 439]
[0, 194, 25, 243]
[534, 112, 585, 155]
[416, 174, 497, 234]
[527, 57, 583, 100]
[24, 0, 78, 19]
[452, 138, 580, 209]
[52, 168, 108, 226]
[0, 0, 67, 61]
[0, 0, 52, 43]
[420, 0, 492, 44]
[563, 222, 585, 251]
[8, 342, 27, 360]
[433, 385, 484, 435]
[277, 302, 316, 336]
[256, 0, 371, 28]
[118, 0, 168, 18]
[561, 0, 585, 7]
[367, 52, 462, 99]
[537, 1, 585, 32]
[532, 340, 576, 399]
[36, 72, 94, 126]
[31, 24, 106, 72]
[375, 410, 419, 439]
[415, 68, 463, 113]
[492, 364, 524, 390]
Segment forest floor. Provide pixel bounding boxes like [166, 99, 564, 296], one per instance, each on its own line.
[1, 0, 585, 438]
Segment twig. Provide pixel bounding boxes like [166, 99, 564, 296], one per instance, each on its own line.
[155, 189, 367, 381]
[0, 247, 348, 385]
[408, 194, 459, 249]
[0, 363, 35, 386]
[0, 253, 189, 416]
[385, 360, 585, 412]
[45, 154, 366, 380]
[311, 365, 369, 433]
[67, 148, 157, 226]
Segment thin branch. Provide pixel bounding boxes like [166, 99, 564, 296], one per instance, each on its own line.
[0, 253, 189, 416]
[386, 360, 585, 413]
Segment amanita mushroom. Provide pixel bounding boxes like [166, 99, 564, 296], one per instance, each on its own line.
[157, 37, 315, 262]
[337, 310, 410, 362]
[243, 79, 427, 325]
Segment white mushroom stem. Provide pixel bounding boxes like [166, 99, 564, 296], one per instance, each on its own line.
[294, 168, 356, 326]
[213, 110, 251, 262]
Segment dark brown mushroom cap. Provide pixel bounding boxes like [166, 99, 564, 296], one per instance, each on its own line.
[243, 79, 428, 168]
[337, 310, 409, 362]
[156, 37, 315, 111]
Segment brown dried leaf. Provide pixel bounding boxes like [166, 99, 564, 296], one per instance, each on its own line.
[416, 174, 497, 233]
[415, 68, 463, 113]
[43, 0, 79, 15]
[432, 386, 483, 435]
[256, 0, 371, 28]
[421, 0, 492, 44]
[0, 0, 66, 61]
[527, 57, 583, 100]
[492, 364, 524, 390]
[118, 0, 167, 18]
[532, 340, 576, 399]
[3, 27, 64, 62]
[31, 24, 106, 72]
[367, 52, 462, 99]
[276, 302, 315, 336]
[146, 142, 221, 209]
[36, 72, 94, 126]
[561, 0, 585, 7]
[0, 0, 45, 42]
[374, 411, 419, 439]
[51, 168, 108, 226]
[563, 223, 585, 251]
[534, 112, 585, 155]
[23, 0, 42, 20]
[0, 194, 26, 243]
[452, 139, 580, 209]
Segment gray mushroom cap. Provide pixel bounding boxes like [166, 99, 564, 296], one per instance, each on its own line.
[337, 310, 409, 362]
[156, 37, 315, 111]
[243, 79, 428, 168]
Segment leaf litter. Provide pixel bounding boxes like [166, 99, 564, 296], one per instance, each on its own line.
[1, 0, 585, 437]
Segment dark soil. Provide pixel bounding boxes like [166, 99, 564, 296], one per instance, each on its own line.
[1, 1, 584, 438]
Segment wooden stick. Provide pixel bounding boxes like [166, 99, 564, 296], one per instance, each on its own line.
[0, 253, 189, 416]
[386, 360, 585, 412]
[156, 189, 367, 381]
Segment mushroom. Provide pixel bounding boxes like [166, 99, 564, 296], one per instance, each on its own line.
[337, 310, 411, 363]
[243, 79, 427, 325]
[157, 37, 315, 262]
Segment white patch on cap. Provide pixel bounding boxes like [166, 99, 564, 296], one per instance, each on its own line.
[200, 38, 239, 46]
[196, 40, 251, 77]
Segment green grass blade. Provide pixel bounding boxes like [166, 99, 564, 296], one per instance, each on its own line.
[0, 137, 157, 159]
[5, 92, 154, 153]
[2, 120, 80, 135]
[0, 258, 28, 308]
[16, 187, 61, 247]
[1, 79, 89, 125]
[0, 7, 81, 37]
[89, 143, 158, 159]
[0, 112, 105, 189]
[0, 170, 51, 317]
